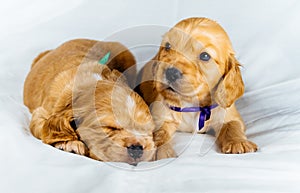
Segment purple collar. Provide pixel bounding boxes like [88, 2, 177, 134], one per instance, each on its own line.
[168, 104, 218, 131]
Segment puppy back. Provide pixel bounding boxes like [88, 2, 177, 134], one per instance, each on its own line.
[24, 39, 136, 112]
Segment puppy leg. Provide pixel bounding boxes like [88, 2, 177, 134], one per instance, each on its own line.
[54, 141, 87, 155]
[154, 122, 177, 159]
[217, 121, 257, 154]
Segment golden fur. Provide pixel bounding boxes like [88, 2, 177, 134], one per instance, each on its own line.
[137, 18, 258, 159]
[24, 39, 156, 164]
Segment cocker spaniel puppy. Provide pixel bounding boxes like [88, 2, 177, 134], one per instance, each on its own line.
[137, 17, 258, 159]
[24, 39, 156, 165]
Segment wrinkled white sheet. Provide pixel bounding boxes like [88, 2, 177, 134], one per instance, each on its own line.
[1, 0, 300, 192]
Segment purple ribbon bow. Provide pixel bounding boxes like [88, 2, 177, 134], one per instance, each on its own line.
[168, 104, 218, 131]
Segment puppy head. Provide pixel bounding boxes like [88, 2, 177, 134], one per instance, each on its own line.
[74, 67, 156, 165]
[154, 17, 244, 107]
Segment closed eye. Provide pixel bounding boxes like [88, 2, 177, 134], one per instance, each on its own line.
[107, 126, 121, 131]
[70, 119, 81, 130]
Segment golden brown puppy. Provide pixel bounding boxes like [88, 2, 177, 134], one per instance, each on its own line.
[137, 17, 258, 159]
[24, 39, 156, 164]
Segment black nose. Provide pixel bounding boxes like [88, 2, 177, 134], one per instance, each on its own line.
[165, 67, 182, 82]
[127, 145, 143, 159]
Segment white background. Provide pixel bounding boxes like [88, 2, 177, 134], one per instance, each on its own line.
[1, 0, 300, 192]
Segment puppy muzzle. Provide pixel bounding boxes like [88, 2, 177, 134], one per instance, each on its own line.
[165, 67, 182, 83]
[127, 144, 143, 160]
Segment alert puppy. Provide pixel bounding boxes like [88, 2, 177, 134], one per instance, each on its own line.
[24, 39, 155, 164]
[137, 18, 258, 159]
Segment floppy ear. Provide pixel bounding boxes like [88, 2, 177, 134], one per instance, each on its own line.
[29, 107, 50, 139]
[40, 89, 79, 145]
[29, 106, 78, 145]
[152, 54, 159, 76]
[214, 54, 244, 108]
[41, 110, 78, 145]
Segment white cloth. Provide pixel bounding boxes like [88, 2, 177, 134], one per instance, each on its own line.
[1, 0, 300, 192]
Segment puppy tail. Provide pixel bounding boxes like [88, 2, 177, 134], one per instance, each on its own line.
[31, 50, 52, 69]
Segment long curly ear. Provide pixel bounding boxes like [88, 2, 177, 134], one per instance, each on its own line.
[41, 110, 78, 145]
[41, 88, 79, 145]
[135, 54, 159, 106]
[30, 107, 50, 139]
[214, 54, 244, 108]
[29, 106, 78, 145]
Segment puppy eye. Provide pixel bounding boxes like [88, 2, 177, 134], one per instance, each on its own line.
[70, 119, 80, 130]
[164, 42, 171, 51]
[108, 127, 120, 131]
[199, 52, 211, 61]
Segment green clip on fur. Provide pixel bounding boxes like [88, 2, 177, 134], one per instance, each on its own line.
[98, 52, 111, 65]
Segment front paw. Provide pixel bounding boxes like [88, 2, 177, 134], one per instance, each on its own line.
[156, 143, 177, 160]
[221, 140, 258, 154]
[54, 140, 88, 155]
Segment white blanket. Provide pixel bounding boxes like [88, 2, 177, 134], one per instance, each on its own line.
[1, 0, 300, 192]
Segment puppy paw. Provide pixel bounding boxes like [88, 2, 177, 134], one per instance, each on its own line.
[54, 140, 88, 155]
[221, 140, 258, 154]
[156, 143, 177, 160]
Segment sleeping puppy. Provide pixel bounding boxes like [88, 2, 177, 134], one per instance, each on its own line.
[24, 39, 156, 165]
[137, 17, 258, 159]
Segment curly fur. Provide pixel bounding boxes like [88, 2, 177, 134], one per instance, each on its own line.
[137, 18, 258, 159]
[24, 39, 156, 164]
